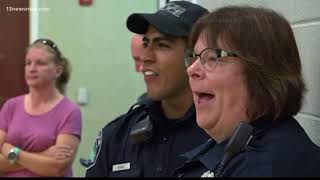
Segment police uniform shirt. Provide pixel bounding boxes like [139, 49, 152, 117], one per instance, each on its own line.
[85, 100, 210, 177]
[173, 115, 320, 177]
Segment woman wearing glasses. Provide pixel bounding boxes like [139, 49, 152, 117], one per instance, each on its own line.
[0, 39, 82, 177]
[174, 6, 320, 177]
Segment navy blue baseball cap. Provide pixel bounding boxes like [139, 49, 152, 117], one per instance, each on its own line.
[126, 1, 208, 37]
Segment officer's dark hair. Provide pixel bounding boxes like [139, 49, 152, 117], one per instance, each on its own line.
[189, 6, 306, 121]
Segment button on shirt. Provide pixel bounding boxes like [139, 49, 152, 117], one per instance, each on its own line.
[162, 137, 168, 143]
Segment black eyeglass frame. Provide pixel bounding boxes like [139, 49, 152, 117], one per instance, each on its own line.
[184, 48, 238, 69]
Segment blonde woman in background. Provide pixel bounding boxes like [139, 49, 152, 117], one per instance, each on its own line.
[0, 39, 82, 177]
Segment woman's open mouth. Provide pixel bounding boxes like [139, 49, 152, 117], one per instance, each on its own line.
[194, 92, 215, 106]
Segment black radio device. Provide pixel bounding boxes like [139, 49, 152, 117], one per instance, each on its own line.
[130, 114, 154, 144]
[214, 121, 254, 177]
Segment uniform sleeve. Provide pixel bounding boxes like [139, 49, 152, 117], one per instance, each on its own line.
[0, 99, 14, 132]
[85, 129, 109, 177]
[85, 115, 125, 177]
[58, 107, 82, 140]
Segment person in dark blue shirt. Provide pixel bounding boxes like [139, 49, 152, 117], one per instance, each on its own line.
[85, 1, 210, 177]
[174, 6, 320, 177]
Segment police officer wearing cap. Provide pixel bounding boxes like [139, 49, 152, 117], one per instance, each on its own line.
[85, 1, 210, 177]
[172, 6, 320, 177]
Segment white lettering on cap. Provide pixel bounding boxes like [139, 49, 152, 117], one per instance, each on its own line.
[160, 3, 186, 18]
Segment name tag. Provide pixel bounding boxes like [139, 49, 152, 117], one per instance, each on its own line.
[112, 163, 130, 172]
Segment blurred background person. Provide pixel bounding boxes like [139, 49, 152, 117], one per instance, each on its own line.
[0, 38, 82, 177]
[131, 34, 148, 102]
[131, 34, 144, 73]
[174, 6, 320, 177]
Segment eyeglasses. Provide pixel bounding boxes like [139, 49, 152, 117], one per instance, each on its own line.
[33, 38, 60, 54]
[184, 48, 238, 71]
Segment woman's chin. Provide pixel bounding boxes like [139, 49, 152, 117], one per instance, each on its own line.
[196, 116, 212, 129]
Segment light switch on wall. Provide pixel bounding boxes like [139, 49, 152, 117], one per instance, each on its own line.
[77, 87, 88, 105]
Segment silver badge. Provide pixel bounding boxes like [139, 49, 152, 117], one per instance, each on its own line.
[112, 163, 131, 172]
[201, 170, 215, 178]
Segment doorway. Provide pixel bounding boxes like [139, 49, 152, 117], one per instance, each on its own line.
[0, 0, 29, 109]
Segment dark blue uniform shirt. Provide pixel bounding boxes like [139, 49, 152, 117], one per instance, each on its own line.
[173, 116, 320, 177]
[85, 99, 210, 177]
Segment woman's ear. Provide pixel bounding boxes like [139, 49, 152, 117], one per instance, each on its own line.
[55, 64, 63, 77]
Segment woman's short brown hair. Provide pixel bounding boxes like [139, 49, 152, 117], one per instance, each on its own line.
[189, 6, 306, 120]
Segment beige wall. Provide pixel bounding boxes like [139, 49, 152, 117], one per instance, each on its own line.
[36, 0, 157, 176]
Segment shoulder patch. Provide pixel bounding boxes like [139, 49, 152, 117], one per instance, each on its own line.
[87, 130, 103, 169]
